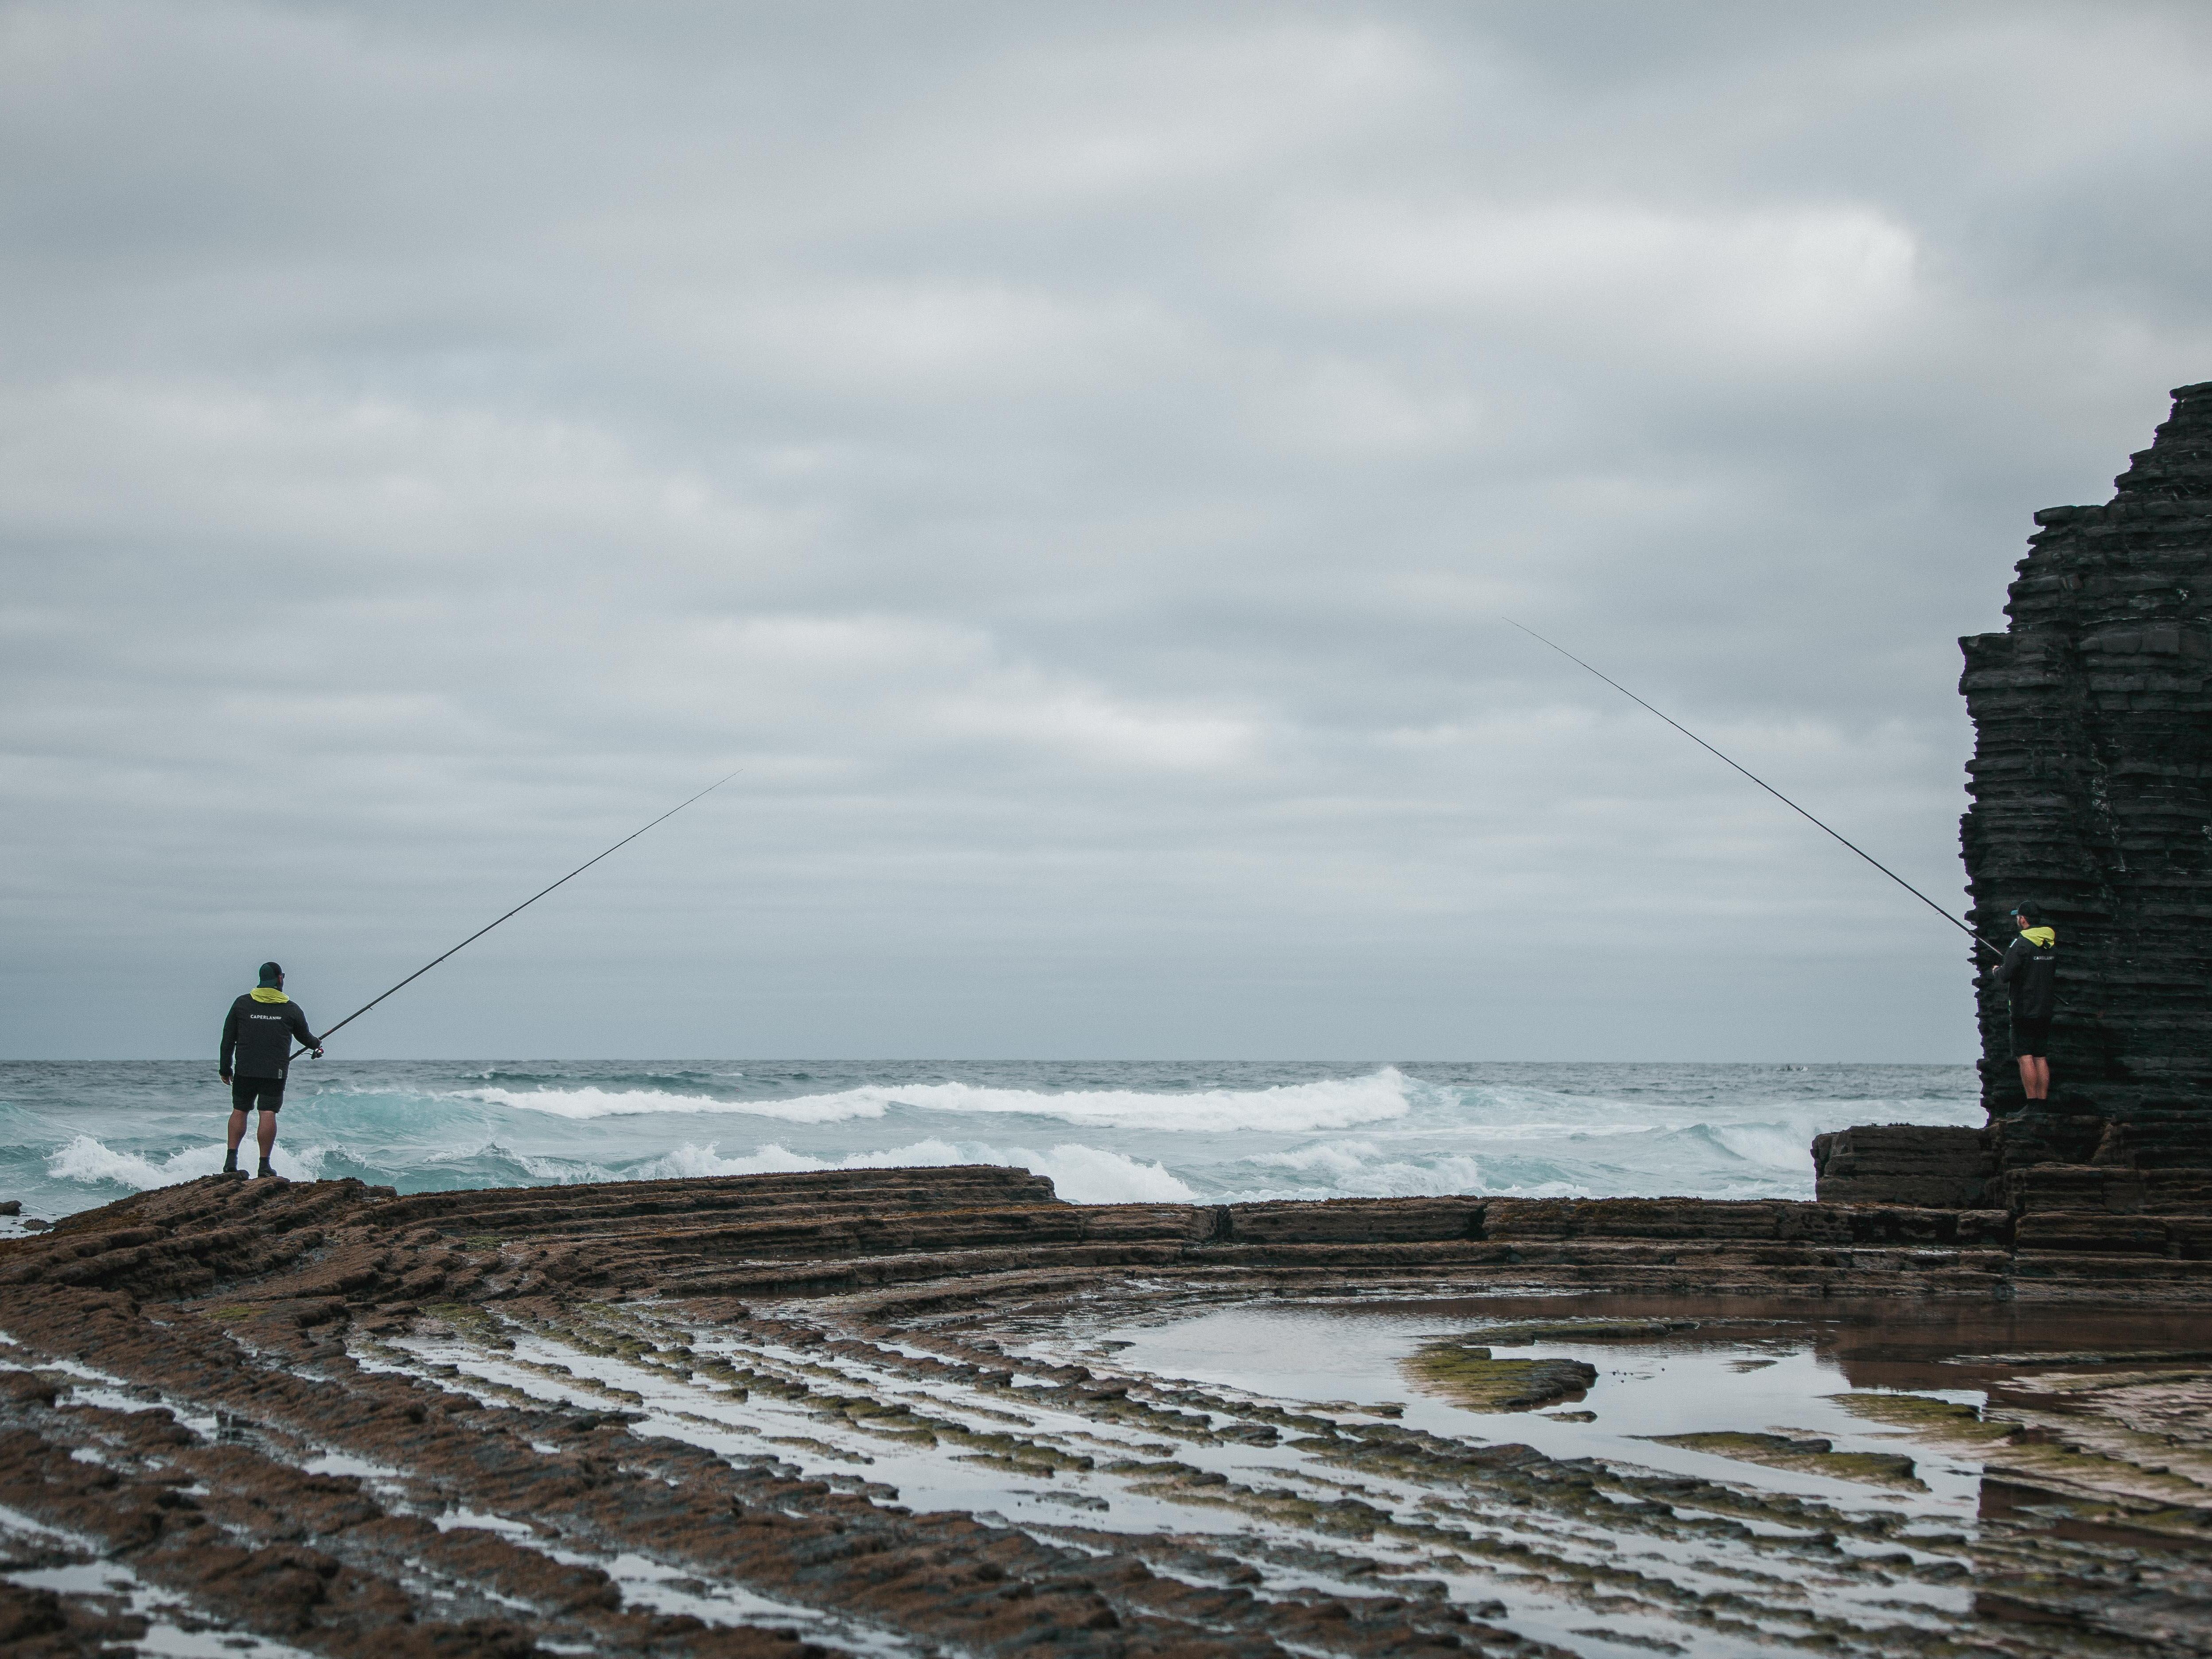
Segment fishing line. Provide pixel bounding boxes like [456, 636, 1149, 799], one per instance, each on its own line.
[292, 770, 741, 1057]
[1505, 619, 2006, 962]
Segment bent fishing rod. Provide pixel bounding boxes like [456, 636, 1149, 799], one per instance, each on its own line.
[292, 770, 740, 1058]
[1505, 619, 2009, 965]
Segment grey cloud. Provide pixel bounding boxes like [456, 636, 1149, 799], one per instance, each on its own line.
[3, 0, 2206, 1061]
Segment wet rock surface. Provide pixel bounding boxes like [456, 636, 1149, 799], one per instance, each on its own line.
[1402, 1346, 1598, 1412]
[1639, 1431, 1923, 1490]
[3, 1166, 2211, 1655]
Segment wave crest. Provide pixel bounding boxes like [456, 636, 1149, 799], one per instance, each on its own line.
[47, 1135, 315, 1190]
[629, 1137, 1197, 1205]
[462, 1067, 1415, 1133]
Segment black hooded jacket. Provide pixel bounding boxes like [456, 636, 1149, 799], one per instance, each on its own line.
[221, 993, 318, 1081]
[1994, 930, 2058, 1020]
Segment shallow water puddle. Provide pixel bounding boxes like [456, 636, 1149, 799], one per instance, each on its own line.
[367, 1320, 1299, 1544]
[0, 1500, 319, 1659]
[340, 1293, 2212, 1657]
[350, 1328, 927, 1653]
[0, 1346, 226, 1441]
[1005, 1293, 2212, 1653]
[1060, 1304, 1991, 1518]
[358, 1311, 1650, 1649]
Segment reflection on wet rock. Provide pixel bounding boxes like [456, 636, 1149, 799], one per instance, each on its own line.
[3, 1168, 2212, 1655]
[1641, 1432, 1923, 1490]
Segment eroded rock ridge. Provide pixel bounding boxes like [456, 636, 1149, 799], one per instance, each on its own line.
[6, 1168, 2212, 1655]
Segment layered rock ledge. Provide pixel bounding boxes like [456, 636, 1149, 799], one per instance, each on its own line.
[10, 1162, 2202, 1315]
[5, 1167, 2212, 1657]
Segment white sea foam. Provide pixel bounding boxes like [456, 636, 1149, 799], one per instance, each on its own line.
[514, 1149, 615, 1184]
[1020, 1142, 1199, 1203]
[463, 1067, 1415, 1134]
[459, 1086, 871, 1123]
[629, 1137, 1198, 1205]
[1229, 1147, 1494, 1200]
[47, 1135, 316, 1190]
[1707, 1101, 1980, 1172]
[1246, 1140, 1384, 1175]
[635, 1142, 826, 1179]
[1710, 1121, 1828, 1170]
[47, 1136, 177, 1189]
[14, 1062, 1985, 1222]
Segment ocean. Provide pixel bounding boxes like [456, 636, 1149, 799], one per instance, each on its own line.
[1, 1059, 1982, 1224]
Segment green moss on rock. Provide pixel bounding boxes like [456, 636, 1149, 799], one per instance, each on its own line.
[1404, 1343, 1597, 1411]
[1646, 1431, 1924, 1490]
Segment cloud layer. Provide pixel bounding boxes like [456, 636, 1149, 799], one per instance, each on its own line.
[5, 0, 2209, 1059]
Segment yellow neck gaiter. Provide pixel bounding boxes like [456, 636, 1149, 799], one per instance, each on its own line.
[2020, 927, 2056, 947]
[249, 986, 290, 1004]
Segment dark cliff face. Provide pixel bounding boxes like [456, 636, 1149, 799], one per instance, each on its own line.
[1959, 379, 2212, 1161]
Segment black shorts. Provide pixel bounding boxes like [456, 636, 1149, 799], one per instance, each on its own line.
[231, 1078, 285, 1113]
[2010, 1015, 2052, 1058]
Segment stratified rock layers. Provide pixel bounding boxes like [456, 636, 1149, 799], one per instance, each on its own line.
[9, 1170, 2212, 1654]
[1959, 380, 2212, 1160]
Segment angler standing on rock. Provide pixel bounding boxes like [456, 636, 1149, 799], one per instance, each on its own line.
[218, 962, 322, 1178]
[1993, 903, 2058, 1104]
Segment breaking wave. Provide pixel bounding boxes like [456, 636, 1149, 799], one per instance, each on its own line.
[460, 1067, 1416, 1134]
[47, 1133, 319, 1189]
[629, 1138, 1198, 1206]
[8, 1059, 1983, 1221]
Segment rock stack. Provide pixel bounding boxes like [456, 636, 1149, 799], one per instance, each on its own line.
[1816, 379, 2212, 1202]
[1959, 379, 2212, 1168]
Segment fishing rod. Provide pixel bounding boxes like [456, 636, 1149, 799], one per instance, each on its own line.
[291, 770, 740, 1058]
[1506, 619, 2008, 964]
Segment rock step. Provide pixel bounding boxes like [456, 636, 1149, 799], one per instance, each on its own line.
[1810, 1124, 1994, 1207]
[369, 1164, 1058, 1233]
[15, 1169, 2212, 1306]
[2013, 1210, 2212, 1256]
[2003, 1164, 2212, 1213]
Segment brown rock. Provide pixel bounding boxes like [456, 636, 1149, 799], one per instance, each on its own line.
[1810, 1124, 1993, 1207]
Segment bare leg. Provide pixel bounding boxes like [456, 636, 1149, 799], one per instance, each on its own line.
[226, 1110, 248, 1152]
[2028, 1056, 2051, 1101]
[257, 1111, 279, 1169]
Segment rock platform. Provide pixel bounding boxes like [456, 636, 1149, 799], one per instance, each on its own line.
[6, 1166, 2212, 1656]
[11, 1161, 2204, 1316]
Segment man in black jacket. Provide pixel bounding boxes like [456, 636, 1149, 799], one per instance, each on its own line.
[1992, 902, 2058, 1103]
[219, 962, 322, 1177]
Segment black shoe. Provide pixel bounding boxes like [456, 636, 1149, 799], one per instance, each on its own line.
[256, 1160, 278, 1179]
[222, 1150, 239, 1175]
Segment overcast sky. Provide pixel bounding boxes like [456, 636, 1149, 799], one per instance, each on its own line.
[4, 0, 2208, 1062]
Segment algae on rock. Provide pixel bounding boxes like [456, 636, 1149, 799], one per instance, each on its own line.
[1643, 1431, 1925, 1491]
[1404, 1342, 1597, 1411]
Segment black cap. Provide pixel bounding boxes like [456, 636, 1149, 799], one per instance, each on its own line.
[2010, 902, 2043, 923]
[258, 961, 284, 986]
